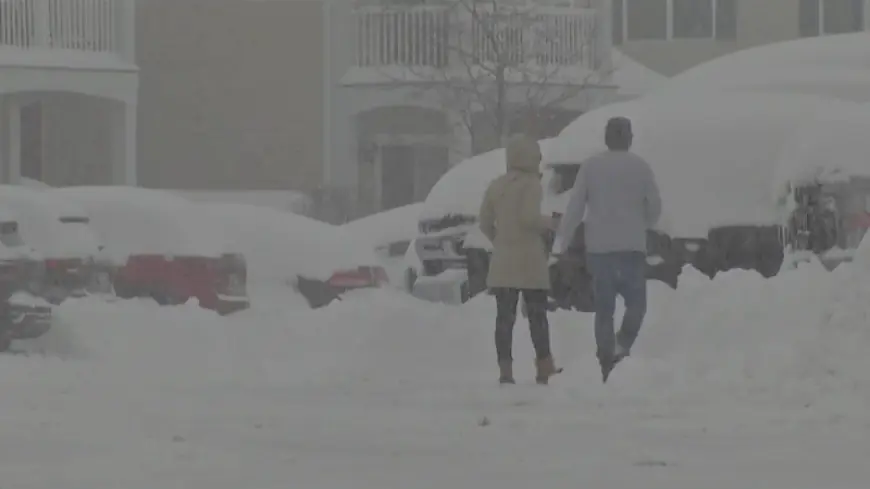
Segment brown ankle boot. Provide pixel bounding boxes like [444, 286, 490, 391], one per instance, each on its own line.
[498, 360, 515, 384]
[535, 356, 562, 385]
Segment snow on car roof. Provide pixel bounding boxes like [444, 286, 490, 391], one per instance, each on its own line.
[772, 102, 870, 201]
[0, 185, 89, 220]
[191, 202, 380, 283]
[547, 91, 855, 238]
[342, 203, 424, 249]
[52, 186, 230, 261]
[655, 33, 870, 102]
[0, 185, 100, 258]
[420, 138, 558, 221]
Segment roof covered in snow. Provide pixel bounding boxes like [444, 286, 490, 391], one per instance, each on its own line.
[772, 103, 870, 200]
[655, 33, 870, 102]
[420, 138, 558, 221]
[547, 91, 855, 238]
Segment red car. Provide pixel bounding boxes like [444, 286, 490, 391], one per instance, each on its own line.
[53, 187, 250, 315]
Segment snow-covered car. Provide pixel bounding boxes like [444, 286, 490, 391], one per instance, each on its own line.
[189, 202, 387, 309]
[771, 102, 870, 269]
[341, 203, 423, 289]
[0, 208, 51, 351]
[544, 91, 854, 297]
[0, 185, 108, 304]
[53, 187, 250, 315]
[411, 91, 854, 309]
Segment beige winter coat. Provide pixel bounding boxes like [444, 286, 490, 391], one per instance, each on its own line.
[479, 135, 551, 290]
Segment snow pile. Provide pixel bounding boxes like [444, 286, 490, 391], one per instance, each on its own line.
[173, 189, 311, 215]
[4, 256, 870, 485]
[421, 138, 557, 220]
[52, 186, 229, 263]
[192, 202, 379, 284]
[342, 203, 423, 250]
[772, 102, 870, 202]
[655, 32, 870, 102]
[548, 92, 854, 238]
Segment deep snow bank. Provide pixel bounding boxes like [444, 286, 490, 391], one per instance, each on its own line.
[192, 202, 379, 285]
[11, 253, 870, 418]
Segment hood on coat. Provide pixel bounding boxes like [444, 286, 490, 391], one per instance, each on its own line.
[505, 134, 542, 174]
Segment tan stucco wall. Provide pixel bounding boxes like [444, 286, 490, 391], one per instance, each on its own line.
[135, 0, 324, 191]
[617, 0, 802, 75]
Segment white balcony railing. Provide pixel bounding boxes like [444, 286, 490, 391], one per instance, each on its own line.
[354, 3, 599, 70]
[0, 0, 126, 56]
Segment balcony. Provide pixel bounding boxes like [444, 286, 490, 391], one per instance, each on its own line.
[0, 0, 134, 69]
[348, 2, 602, 84]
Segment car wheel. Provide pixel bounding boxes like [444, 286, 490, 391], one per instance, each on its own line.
[465, 248, 490, 298]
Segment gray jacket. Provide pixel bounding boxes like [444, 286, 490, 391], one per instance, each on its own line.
[556, 150, 662, 254]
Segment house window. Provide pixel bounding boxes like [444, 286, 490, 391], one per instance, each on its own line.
[800, 0, 865, 37]
[614, 0, 737, 43]
[625, 0, 668, 40]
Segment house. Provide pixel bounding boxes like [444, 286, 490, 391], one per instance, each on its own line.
[327, 0, 618, 217]
[0, 0, 137, 186]
[612, 0, 870, 76]
[134, 0, 618, 221]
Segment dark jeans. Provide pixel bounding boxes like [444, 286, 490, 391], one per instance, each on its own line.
[493, 288, 552, 362]
[586, 251, 648, 360]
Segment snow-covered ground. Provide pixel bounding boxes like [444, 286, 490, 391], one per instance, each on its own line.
[2, 249, 870, 487]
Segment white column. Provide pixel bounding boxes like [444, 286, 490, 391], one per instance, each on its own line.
[7, 101, 21, 185]
[597, 0, 614, 79]
[0, 99, 7, 183]
[111, 101, 137, 185]
[116, 0, 137, 63]
[322, 0, 333, 187]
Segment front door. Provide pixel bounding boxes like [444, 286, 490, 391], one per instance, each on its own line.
[413, 144, 449, 202]
[380, 145, 416, 211]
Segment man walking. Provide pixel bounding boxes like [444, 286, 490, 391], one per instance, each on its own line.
[479, 134, 561, 385]
[554, 117, 662, 382]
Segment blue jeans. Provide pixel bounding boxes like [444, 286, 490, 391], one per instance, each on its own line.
[586, 251, 647, 360]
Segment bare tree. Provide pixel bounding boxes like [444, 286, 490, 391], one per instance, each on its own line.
[369, 0, 606, 153]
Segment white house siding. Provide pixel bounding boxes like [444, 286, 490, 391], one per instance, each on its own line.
[135, 0, 325, 192]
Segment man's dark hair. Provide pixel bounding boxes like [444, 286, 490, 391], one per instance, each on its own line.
[605, 116, 633, 151]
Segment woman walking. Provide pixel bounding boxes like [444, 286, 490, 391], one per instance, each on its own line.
[478, 134, 561, 385]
